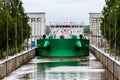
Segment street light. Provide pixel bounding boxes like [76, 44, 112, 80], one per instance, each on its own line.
[108, 10, 113, 56]
[6, 7, 8, 59]
[20, 15, 24, 51]
[26, 16, 29, 50]
[115, 5, 119, 60]
[104, 13, 107, 53]
[5, 0, 9, 59]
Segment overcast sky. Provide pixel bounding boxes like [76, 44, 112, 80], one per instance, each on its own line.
[22, 0, 105, 25]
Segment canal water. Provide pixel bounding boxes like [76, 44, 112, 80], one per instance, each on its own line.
[3, 54, 117, 80]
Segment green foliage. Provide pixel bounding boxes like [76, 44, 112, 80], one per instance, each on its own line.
[0, 0, 31, 58]
[101, 0, 120, 52]
[0, 51, 6, 60]
[46, 25, 51, 35]
[84, 25, 90, 34]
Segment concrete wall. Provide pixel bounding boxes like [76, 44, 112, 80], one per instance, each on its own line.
[0, 48, 36, 79]
[90, 45, 120, 80]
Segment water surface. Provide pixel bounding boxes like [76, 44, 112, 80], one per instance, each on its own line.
[3, 54, 117, 80]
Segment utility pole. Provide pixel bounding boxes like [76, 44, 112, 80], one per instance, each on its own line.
[6, 9, 8, 59]
[27, 16, 28, 50]
[21, 16, 23, 51]
[15, 5, 18, 54]
[6, 0, 9, 59]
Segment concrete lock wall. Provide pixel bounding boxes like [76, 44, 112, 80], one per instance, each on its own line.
[90, 45, 120, 80]
[0, 48, 36, 79]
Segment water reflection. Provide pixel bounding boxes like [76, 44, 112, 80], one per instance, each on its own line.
[2, 54, 118, 80]
[37, 58, 89, 80]
[36, 57, 105, 80]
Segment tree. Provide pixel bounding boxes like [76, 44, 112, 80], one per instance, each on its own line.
[101, 0, 120, 52]
[0, 0, 31, 55]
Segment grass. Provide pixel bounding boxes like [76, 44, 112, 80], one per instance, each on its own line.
[0, 51, 6, 60]
[107, 48, 115, 54]
[0, 46, 25, 60]
[106, 48, 120, 59]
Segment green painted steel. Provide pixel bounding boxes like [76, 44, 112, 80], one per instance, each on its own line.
[37, 38, 89, 57]
[49, 34, 53, 39]
[75, 40, 82, 47]
[72, 34, 77, 39]
[44, 40, 50, 48]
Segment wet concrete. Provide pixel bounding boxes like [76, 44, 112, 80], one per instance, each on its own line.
[2, 53, 118, 80]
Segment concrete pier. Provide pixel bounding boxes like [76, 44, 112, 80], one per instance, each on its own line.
[90, 45, 120, 79]
[0, 48, 36, 79]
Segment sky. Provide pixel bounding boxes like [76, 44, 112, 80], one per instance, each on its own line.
[22, 0, 105, 25]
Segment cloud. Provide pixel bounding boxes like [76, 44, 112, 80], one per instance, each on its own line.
[22, 0, 105, 24]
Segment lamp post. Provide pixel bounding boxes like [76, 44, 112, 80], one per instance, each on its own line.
[6, 13, 8, 59]
[108, 9, 113, 56]
[108, 15, 111, 56]
[104, 14, 106, 53]
[15, 5, 19, 54]
[6, 0, 9, 59]
[115, 7, 117, 59]
[4, 0, 12, 58]
[21, 15, 23, 51]
[26, 16, 29, 50]
[114, 5, 119, 60]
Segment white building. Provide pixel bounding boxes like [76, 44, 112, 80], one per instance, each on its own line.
[27, 12, 46, 46]
[50, 22, 84, 38]
[89, 13, 103, 47]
